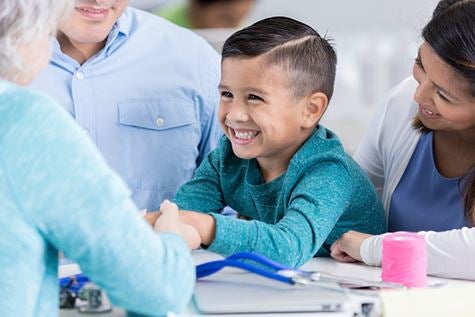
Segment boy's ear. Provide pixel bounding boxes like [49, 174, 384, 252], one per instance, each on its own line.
[301, 91, 328, 128]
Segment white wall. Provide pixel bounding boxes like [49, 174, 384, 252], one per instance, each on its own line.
[248, 0, 438, 32]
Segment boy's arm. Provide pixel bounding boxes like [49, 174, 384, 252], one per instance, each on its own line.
[174, 148, 227, 215]
[144, 210, 216, 246]
[180, 211, 216, 245]
[199, 162, 353, 268]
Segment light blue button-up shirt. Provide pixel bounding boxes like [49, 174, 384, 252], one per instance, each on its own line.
[32, 8, 221, 210]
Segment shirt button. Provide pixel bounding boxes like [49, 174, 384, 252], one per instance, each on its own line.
[155, 116, 165, 126]
[76, 72, 84, 80]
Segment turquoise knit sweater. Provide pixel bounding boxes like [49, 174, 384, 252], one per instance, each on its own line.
[175, 126, 386, 267]
[0, 80, 194, 317]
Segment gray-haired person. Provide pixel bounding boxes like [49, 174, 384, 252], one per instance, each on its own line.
[0, 1, 200, 316]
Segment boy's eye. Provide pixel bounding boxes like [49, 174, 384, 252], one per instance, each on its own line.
[248, 94, 263, 102]
[221, 91, 233, 98]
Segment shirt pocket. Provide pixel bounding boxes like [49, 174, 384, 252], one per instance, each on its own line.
[118, 98, 196, 131]
[117, 98, 200, 195]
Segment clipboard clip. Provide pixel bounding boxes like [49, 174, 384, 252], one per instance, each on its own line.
[196, 251, 405, 290]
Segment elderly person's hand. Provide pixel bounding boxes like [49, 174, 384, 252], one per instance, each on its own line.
[153, 200, 202, 250]
[330, 230, 372, 263]
[144, 210, 161, 226]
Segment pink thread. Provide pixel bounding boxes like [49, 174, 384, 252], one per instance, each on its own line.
[381, 232, 427, 287]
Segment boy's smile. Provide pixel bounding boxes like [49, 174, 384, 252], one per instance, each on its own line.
[218, 56, 316, 181]
[225, 121, 261, 145]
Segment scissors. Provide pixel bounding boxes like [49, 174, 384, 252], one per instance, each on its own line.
[196, 251, 405, 290]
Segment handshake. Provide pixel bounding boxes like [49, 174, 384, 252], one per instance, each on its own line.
[143, 200, 208, 251]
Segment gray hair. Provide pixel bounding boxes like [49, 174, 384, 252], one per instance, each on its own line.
[0, 0, 72, 80]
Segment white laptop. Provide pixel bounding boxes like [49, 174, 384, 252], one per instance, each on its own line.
[194, 271, 349, 314]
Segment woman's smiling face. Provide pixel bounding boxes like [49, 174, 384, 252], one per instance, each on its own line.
[412, 42, 475, 133]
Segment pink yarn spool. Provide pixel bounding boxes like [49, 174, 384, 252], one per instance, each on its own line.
[381, 232, 427, 287]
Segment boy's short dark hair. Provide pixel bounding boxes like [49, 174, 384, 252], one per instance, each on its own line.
[221, 16, 337, 100]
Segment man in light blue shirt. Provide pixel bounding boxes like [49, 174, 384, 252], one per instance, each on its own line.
[32, 0, 221, 210]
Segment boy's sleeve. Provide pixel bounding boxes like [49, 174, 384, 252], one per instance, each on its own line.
[174, 149, 226, 214]
[3, 96, 194, 316]
[207, 161, 352, 268]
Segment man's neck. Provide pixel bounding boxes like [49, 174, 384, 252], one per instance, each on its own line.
[57, 33, 106, 65]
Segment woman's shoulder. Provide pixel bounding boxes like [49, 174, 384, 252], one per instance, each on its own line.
[0, 82, 61, 129]
[0, 82, 61, 117]
[0, 83, 80, 150]
[366, 76, 420, 149]
[384, 76, 419, 120]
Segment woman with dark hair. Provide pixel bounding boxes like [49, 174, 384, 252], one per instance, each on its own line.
[330, 0, 475, 280]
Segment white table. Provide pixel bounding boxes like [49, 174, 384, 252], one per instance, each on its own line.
[60, 250, 474, 317]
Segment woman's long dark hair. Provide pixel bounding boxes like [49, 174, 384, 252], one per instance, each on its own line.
[415, 0, 475, 224]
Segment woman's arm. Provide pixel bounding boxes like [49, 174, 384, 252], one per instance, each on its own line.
[4, 94, 195, 315]
[332, 228, 475, 280]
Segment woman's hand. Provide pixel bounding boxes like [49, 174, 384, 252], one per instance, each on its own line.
[153, 200, 202, 250]
[330, 230, 372, 263]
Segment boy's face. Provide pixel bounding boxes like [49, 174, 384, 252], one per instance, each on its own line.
[218, 56, 312, 174]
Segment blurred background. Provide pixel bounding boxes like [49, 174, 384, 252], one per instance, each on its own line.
[129, 0, 439, 153]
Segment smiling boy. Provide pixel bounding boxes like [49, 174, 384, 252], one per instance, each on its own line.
[167, 17, 386, 267]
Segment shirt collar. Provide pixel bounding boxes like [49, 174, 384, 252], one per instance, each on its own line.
[50, 7, 133, 67]
[104, 8, 132, 56]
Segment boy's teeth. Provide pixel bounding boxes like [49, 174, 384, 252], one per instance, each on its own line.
[234, 130, 258, 139]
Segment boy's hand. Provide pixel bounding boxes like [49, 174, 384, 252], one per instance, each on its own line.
[153, 200, 202, 250]
[178, 223, 202, 250]
[330, 230, 372, 263]
[179, 211, 216, 246]
[143, 200, 216, 248]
